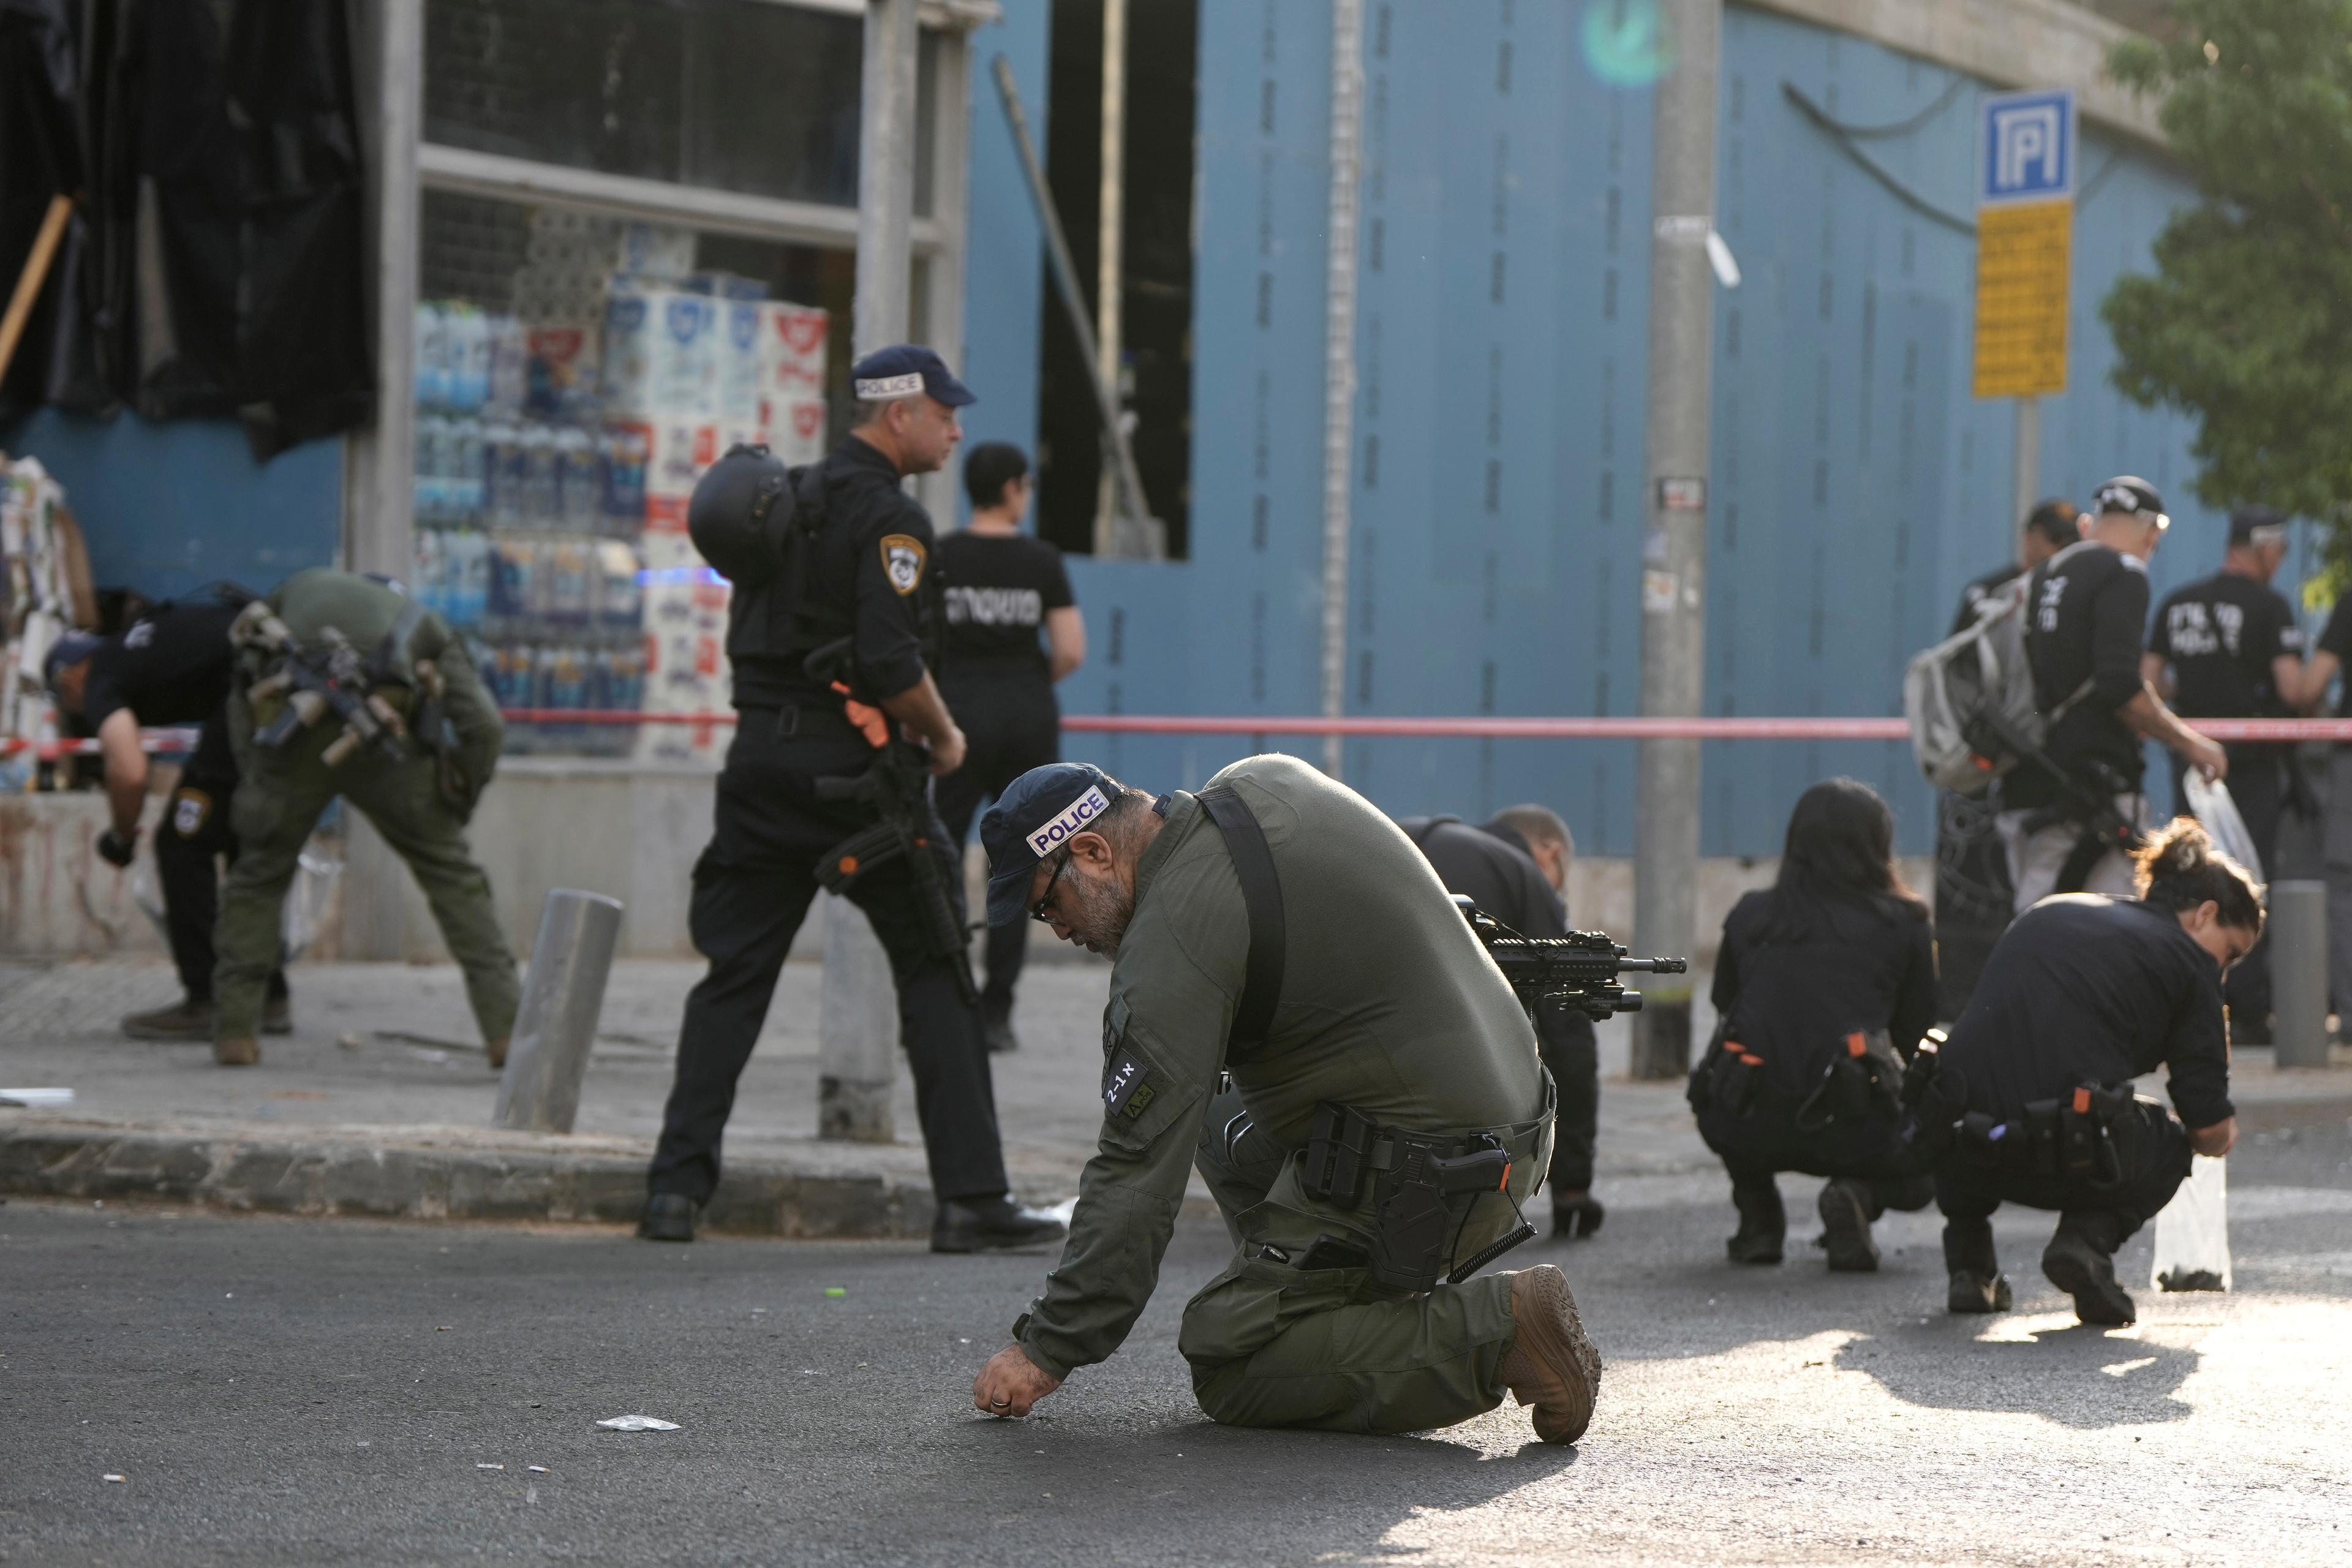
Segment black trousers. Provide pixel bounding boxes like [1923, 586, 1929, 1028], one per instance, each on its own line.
[935, 678, 1060, 1024]
[2171, 743, 2285, 1029]
[1934, 1096, 2192, 1273]
[1536, 1003, 1599, 1194]
[154, 715, 285, 1005]
[1697, 1096, 1935, 1219]
[647, 710, 1009, 1205]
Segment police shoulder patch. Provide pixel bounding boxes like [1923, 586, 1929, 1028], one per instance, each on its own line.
[171, 788, 211, 838]
[879, 533, 927, 596]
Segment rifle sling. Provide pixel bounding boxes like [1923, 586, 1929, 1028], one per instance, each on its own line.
[1197, 783, 1286, 1061]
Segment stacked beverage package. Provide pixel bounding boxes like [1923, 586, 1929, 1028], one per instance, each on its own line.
[409, 208, 831, 762]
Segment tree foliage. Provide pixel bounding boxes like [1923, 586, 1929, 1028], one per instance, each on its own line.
[2101, 0, 2352, 527]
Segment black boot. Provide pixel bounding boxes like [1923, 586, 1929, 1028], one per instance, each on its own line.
[1943, 1215, 2010, 1313]
[1817, 1178, 1880, 1272]
[1726, 1178, 1784, 1265]
[931, 1196, 1068, 1254]
[2043, 1219, 2136, 1326]
[1551, 1191, 1605, 1240]
[636, 1193, 699, 1242]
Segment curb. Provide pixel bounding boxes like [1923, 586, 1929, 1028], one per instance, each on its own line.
[0, 1120, 937, 1239]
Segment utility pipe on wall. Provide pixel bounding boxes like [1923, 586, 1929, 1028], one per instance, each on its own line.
[1317, 0, 1365, 778]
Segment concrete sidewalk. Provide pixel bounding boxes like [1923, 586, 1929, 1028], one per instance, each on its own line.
[5, 956, 2348, 1236]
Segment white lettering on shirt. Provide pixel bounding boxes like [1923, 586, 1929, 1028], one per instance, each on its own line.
[944, 585, 1045, 628]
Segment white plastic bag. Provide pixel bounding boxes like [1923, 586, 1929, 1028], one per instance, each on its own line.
[2150, 1153, 2231, 1292]
[2183, 772, 2264, 884]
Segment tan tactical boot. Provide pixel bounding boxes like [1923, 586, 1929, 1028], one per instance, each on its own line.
[1496, 1265, 1602, 1445]
[123, 999, 213, 1041]
[213, 1035, 261, 1067]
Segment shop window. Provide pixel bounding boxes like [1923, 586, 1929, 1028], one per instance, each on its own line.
[412, 189, 852, 763]
[424, 0, 933, 212]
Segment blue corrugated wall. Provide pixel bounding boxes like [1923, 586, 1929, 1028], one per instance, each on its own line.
[1012, 0, 2307, 856]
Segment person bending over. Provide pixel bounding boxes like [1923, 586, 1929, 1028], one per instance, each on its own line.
[1936, 820, 2252, 1325]
[967, 756, 1600, 1444]
[1690, 779, 1939, 1271]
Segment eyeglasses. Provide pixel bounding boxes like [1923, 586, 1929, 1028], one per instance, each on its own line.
[1029, 851, 1071, 924]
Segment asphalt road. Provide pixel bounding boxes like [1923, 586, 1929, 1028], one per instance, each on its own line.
[6, 1121, 2350, 1567]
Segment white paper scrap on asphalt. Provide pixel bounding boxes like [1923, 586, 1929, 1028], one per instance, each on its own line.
[0, 1088, 74, 1107]
[597, 1415, 681, 1431]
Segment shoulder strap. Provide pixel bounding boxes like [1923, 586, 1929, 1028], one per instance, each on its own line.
[1197, 783, 1286, 1059]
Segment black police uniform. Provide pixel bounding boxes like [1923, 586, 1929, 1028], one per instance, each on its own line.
[1689, 888, 1939, 1266]
[1936, 895, 2223, 1317]
[2148, 570, 2302, 1033]
[1934, 564, 2027, 1016]
[646, 434, 1011, 1216]
[80, 595, 287, 1011]
[932, 529, 1075, 1041]
[2000, 540, 2154, 908]
[1396, 815, 1600, 1228]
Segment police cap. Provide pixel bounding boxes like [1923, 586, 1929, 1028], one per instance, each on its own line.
[2228, 504, 2290, 548]
[850, 344, 976, 408]
[981, 762, 1123, 926]
[2091, 476, 2168, 532]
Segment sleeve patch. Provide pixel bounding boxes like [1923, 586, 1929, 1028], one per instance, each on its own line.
[1102, 1046, 1158, 1121]
[880, 534, 927, 596]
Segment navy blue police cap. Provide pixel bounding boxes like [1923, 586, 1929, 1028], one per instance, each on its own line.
[981, 763, 1122, 926]
[850, 344, 976, 409]
[42, 630, 104, 696]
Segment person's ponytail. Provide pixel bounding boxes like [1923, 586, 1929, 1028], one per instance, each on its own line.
[2133, 817, 2263, 933]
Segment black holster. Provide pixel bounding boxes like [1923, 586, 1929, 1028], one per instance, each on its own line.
[1301, 1102, 1534, 1294]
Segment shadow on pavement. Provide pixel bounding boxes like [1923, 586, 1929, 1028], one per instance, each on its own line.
[1835, 1321, 2199, 1430]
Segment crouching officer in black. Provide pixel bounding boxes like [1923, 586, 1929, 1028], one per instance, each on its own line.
[44, 590, 292, 1039]
[638, 345, 1065, 1256]
[1936, 819, 2253, 1325]
[1689, 780, 1943, 1272]
[1398, 805, 1604, 1239]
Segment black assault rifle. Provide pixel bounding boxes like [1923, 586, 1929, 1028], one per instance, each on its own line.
[805, 642, 979, 1006]
[1454, 896, 1687, 1023]
[1961, 707, 2145, 893]
[234, 603, 409, 769]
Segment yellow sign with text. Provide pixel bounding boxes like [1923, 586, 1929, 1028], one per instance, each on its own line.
[1972, 198, 2072, 399]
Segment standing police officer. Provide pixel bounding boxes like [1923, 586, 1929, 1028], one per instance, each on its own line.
[1997, 477, 2226, 912]
[44, 589, 292, 1039]
[1397, 806, 1604, 1240]
[2142, 505, 2303, 1042]
[638, 346, 1064, 1256]
[968, 756, 1600, 1445]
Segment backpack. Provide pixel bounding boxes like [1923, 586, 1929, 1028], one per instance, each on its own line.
[1903, 573, 2070, 795]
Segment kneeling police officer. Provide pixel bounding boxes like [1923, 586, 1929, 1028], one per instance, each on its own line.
[968, 755, 1602, 1444]
[1936, 819, 2252, 1325]
[214, 568, 516, 1068]
[638, 346, 1063, 1255]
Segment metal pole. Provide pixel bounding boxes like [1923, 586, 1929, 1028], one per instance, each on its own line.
[1093, 0, 1128, 557]
[2271, 880, 2330, 1068]
[1630, 0, 1722, 1081]
[990, 55, 1161, 559]
[494, 889, 624, 1134]
[821, 0, 923, 1144]
[1318, 0, 1365, 778]
[2013, 396, 2040, 528]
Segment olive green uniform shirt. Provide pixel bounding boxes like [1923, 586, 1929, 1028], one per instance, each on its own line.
[1014, 753, 1544, 1381]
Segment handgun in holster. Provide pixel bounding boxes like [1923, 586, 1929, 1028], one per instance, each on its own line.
[1691, 1035, 1765, 1117]
[1795, 1031, 1904, 1134]
[1302, 1102, 1533, 1293]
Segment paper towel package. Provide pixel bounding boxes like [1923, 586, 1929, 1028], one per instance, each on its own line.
[718, 300, 766, 424]
[763, 398, 830, 467]
[640, 418, 721, 500]
[603, 286, 719, 418]
[759, 304, 829, 399]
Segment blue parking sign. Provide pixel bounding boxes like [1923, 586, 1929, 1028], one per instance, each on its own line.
[1980, 89, 2076, 205]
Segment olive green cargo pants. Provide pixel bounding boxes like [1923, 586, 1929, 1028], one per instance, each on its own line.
[213, 688, 519, 1047]
[1178, 1085, 1551, 1435]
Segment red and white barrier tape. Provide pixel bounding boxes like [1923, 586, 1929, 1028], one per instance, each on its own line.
[13, 713, 2352, 761]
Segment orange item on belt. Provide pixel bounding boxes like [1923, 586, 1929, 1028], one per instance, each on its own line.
[2073, 1087, 2092, 1114]
[1846, 1033, 1869, 1057]
[830, 679, 891, 748]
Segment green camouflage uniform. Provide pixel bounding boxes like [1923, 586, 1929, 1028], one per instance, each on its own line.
[1012, 754, 1553, 1434]
[213, 570, 518, 1046]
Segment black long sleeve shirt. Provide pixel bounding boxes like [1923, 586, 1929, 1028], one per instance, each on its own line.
[2007, 540, 2152, 809]
[1711, 888, 1940, 1101]
[1942, 894, 2233, 1128]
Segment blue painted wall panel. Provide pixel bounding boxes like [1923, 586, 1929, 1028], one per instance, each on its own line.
[0, 409, 342, 598]
[957, 0, 1052, 523]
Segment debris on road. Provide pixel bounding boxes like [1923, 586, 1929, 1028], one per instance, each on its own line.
[477, 1463, 504, 1470]
[337, 1033, 364, 1051]
[0, 1088, 74, 1108]
[597, 1415, 680, 1431]
[527, 1465, 548, 1473]
[824, 1287, 846, 1298]
[102, 1474, 125, 1483]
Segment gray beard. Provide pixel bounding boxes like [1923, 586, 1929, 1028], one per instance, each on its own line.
[1063, 869, 1136, 957]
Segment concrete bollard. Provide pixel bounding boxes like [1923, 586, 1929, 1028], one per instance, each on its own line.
[818, 893, 899, 1142]
[494, 889, 625, 1134]
[2269, 880, 2330, 1068]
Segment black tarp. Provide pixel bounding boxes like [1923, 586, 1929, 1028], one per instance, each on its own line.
[0, 0, 371, 459]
